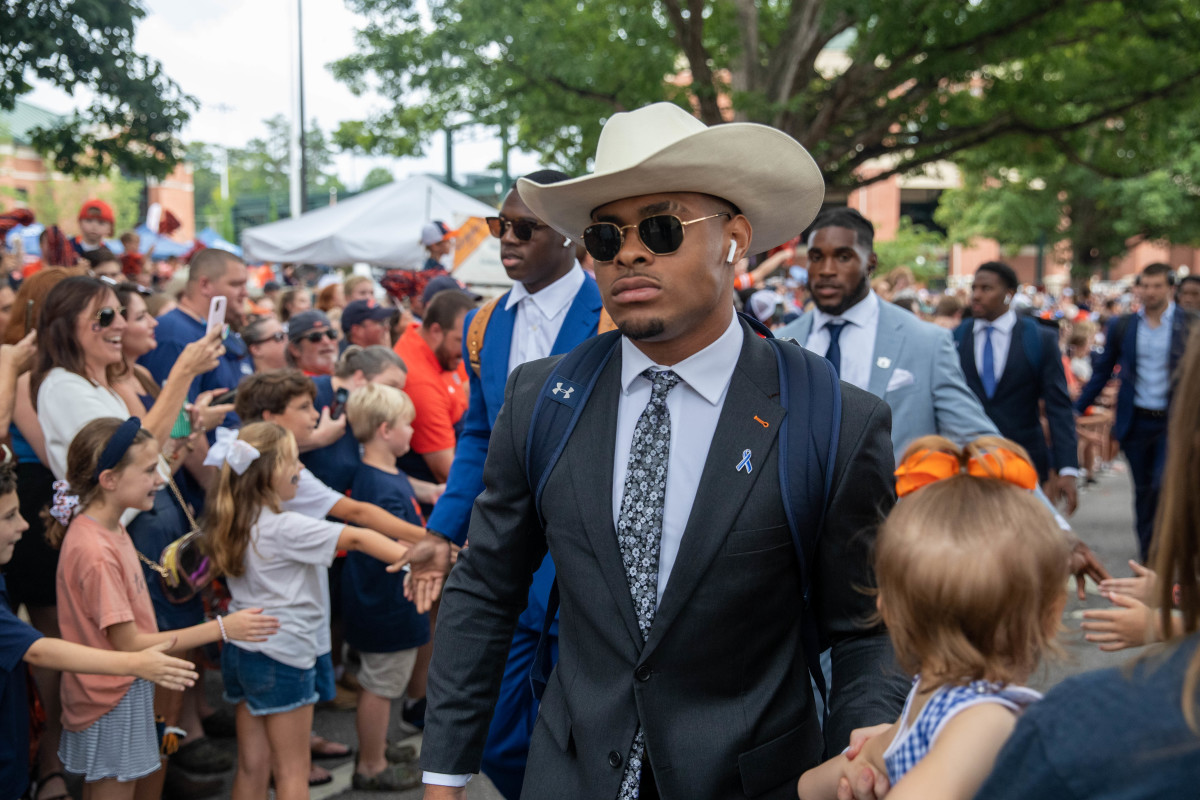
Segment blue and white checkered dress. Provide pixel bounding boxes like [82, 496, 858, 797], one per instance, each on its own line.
[882, 677, 1042, 784]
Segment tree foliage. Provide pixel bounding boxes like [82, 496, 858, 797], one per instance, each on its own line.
[935, 105, 1200, 279]
[188, 116, 346, 233]
[361, 166, 395, 191]
[1, 0, 195, 179]
[331, 0, 1200, 188]
[874, 217, 947, 283]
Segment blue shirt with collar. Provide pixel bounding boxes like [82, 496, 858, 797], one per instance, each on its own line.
[1134, 303, 1175, 410]
[138, 308, 253, 428]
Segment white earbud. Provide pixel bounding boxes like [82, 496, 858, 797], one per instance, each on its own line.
[562, 236, 572, 248]
[727, 241, 738, 263]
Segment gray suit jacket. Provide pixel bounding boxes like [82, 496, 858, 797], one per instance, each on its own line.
[422, 321, 907, 800]
[778, 301, 1000, 457]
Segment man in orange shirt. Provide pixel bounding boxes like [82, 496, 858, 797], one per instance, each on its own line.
[394, 288, 478, 485]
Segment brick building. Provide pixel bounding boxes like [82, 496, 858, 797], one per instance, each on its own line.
[0, 98, 195, 243]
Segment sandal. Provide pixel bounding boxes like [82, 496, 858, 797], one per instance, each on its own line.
[309, 766, 333, 787]
[35, 771, 71, 800]
[351, 762, 422, 792]
[385, 741, 418, 764]
[310, 734, 351, 760]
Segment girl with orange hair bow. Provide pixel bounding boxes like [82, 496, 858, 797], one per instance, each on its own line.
[798, 435, 1068, 800]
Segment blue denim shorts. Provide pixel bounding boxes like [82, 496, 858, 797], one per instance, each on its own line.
[221, 647, 336, 716]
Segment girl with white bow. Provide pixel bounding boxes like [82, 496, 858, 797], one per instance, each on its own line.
[46, 417, 280, 800]
[203, 422, 414, 800]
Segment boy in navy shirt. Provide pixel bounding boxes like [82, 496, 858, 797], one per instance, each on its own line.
[0, 461, 197, 800]
[343, 384, 428, 791]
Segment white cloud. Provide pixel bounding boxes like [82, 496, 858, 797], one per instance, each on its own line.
[20, 0, 544, 189]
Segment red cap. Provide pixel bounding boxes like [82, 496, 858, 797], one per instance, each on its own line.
[78, 199, 114, 226]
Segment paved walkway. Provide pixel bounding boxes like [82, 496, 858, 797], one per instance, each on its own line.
[195, 466, 1142, 798]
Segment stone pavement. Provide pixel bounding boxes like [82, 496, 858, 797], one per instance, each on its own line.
[190, 466, 1142, 798]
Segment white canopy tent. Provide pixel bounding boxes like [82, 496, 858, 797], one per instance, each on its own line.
[240, 175, 513, 288]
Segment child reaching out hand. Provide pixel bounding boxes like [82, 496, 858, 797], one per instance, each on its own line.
[798, 436, 1069, 800]
[46, 417, 279, 799]
[203, 422, 414, 800]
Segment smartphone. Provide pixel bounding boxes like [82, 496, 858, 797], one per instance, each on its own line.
[169, 406, 192, 439]
[329, 387, 350, 420]
[212, 389, 238, 406]
[24, 299, 34, 335]
[206, 295, 227, 337]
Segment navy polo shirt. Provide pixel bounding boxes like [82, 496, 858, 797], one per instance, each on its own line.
[138, 308, 253, 429]
[0, 574, 42, 800]
[299, 376, 362, 495]
[341, 464, 429, 653]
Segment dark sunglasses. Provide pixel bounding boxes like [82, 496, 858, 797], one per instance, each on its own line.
[299, 329, 338, 344]
[95, 306, 126, 328]
[486, 216, 546, 241]
[582, 212, 731, 262]
[249, 331, 287, 345]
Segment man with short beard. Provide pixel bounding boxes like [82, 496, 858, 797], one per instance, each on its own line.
[393, 289, 477, 483]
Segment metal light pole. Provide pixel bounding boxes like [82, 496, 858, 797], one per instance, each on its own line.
[297, 0, 309, 213]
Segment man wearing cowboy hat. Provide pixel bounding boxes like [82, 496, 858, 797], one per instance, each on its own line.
[419, 103, 905, 800]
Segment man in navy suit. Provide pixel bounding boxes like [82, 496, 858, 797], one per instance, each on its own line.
[955, 261, 1079, 514]
[424, 170, 605, 798]
[1076, 263, 1195, 559]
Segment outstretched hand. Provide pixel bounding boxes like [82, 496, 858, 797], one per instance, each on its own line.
[131, 638, 198, 691]
[838, 724, 892, 800]
[1081, 592, 1154, 651]
[402, 534, 453, 613]
[1099, 560, 1157, 604]
[1067, 538, 1111, 600]
[221, 608, 281, 643]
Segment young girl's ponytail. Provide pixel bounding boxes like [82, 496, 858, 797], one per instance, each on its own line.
[203, 422, 297, 578]
[43, 417, 154, 547]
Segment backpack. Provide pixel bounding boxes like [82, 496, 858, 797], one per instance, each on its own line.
[523, 313, 843, 715]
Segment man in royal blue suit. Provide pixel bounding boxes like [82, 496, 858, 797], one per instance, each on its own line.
[1075, 262, 1195, 560]
[955, 261, 1079, 514]
[423, 170, 605, 799]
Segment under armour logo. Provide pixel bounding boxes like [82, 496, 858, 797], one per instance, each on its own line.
[552, 382, 575, 399]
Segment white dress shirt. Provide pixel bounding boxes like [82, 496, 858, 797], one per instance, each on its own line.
[424, 313, 744, 789]
[973, 308, 1017, 384]
[805, 291, 881, 391]
[613, 313, 742, 606]
[505, 262, 586, 374]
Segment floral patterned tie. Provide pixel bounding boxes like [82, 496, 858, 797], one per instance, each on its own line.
[615, 368, 680, 800]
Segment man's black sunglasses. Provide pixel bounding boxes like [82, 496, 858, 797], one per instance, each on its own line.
[582, 212, 731, 262]
[249, 331, 287, 345]
[299, 330, 338, 344]
[486, 216, 547, 241]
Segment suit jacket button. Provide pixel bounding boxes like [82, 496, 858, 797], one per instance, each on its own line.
[608, 750, 623, 768]
[635, 664, 652, 682]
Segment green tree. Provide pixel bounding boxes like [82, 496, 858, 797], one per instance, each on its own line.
[935, 110, 1200, 280]
[874, 217, 947, 283]
[331, 0, 1200, 187]
[1, 0, 195, 178]
[361, 166, 395, 191]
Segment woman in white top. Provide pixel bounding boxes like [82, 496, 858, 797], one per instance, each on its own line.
[32, 275, 224, 480]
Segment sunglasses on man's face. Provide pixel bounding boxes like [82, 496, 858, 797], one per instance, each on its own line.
[485, 216, 547, 241]
[95, 306, 126, 328]
[300, 330, 338, 344]
[582, 212, 731, 262]
[250, 331, 287, 345]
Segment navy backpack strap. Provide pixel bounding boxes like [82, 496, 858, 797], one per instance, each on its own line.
[526, 330, 621, 699]
[768, 335, 841, 719]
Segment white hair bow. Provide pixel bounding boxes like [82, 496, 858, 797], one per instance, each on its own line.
[203, 427, 262, 475]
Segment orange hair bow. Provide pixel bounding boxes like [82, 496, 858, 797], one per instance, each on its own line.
[894, 447, 1038, 497]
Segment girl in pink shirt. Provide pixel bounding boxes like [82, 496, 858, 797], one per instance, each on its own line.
[50, 417, 279, 799]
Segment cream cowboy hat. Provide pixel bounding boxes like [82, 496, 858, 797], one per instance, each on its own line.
[517, 102, 824, 253]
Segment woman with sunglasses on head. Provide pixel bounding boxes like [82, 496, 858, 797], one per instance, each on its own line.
[243, 314, 290, 373]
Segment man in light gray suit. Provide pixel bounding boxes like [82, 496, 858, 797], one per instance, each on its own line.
[777, 208, 996, 457]
[777, 207, 1107, 598]
[419, 104, 906, 800]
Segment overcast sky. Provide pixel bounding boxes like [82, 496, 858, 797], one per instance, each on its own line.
[22, 0, 541, 189]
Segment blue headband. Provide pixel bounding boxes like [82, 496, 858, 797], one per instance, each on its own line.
[94, 417, 144, 481]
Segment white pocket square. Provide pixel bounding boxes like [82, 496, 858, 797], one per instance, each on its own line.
[886, 368, 915, 392]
